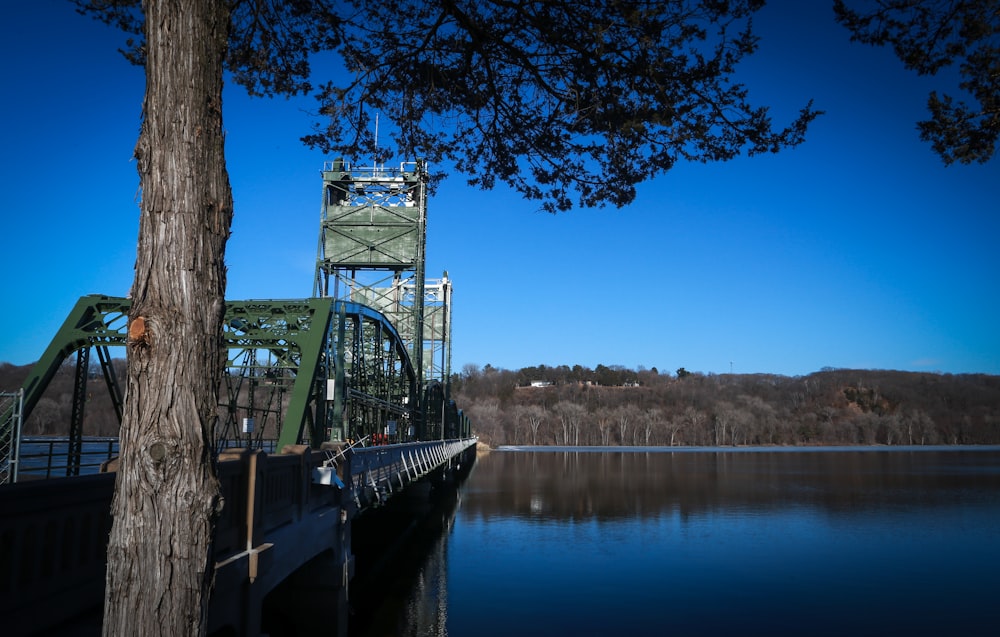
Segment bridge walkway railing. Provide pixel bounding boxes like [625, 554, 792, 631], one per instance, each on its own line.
[347, 439, 477, 509]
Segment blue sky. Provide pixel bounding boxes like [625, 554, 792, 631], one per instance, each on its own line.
[1, 1, 997, 377]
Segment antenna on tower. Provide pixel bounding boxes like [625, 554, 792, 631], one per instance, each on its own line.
[373, 112, 380, 169]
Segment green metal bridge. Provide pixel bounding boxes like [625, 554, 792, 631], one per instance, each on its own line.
[0, 159, 477, 635]
[7, 293, 469, 463]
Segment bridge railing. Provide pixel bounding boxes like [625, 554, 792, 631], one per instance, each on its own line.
[0, 471, 115, 634]
[213, 446, 343, 568]
[14, 436, 119, 481]
[0, 437, 476, 634]
[348, 438, 477, 509]
[1, 389, 23, 485]
[0, 445, 344, 634]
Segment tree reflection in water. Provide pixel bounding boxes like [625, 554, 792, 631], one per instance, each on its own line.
[358, 447, 1000, 637]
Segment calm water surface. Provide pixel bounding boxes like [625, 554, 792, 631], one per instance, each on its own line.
[352, 447, 1000, 637]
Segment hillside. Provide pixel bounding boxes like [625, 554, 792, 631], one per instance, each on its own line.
[454, 365, 1000, 447]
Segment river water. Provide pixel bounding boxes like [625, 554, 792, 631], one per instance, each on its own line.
[350, 446, 1000, 637]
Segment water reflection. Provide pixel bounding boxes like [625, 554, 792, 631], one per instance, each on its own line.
[463, 447, 1000, 521]
[353, 448, 1000, 637]
[350, 482, 460, 637]
[400, 533, 448, 637]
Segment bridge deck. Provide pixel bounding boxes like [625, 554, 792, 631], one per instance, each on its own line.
[0, 437, 477, 636]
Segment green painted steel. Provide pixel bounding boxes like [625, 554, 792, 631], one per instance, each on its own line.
[314, 160, 429, 396]
[221, 298, 417, 448]
[7, 295, 419, 457]
[312, 159, 457, 439]
[223, 298, 335, 450]
[15, 295, 130, 424]
[317, 160, 425, 271]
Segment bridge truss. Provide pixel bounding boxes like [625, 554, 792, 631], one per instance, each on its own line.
[3, 293, 468, 475]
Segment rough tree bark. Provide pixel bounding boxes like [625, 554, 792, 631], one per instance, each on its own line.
[102, 0, 232, 634]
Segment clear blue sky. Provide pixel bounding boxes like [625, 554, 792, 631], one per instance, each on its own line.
[1, 1, 997, 377]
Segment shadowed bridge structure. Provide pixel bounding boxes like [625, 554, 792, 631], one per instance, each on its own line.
[0, 160, 477, 635]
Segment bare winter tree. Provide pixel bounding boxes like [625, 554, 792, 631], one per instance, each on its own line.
[525, 405, 546, 446]
[595, 407, 614, 446]
[76, 0, 820, 633]
[617, 404, 639, 446]
[562, 402, 588, 445]
[642, 408, 663, 445]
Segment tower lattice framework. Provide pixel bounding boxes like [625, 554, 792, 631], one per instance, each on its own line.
[314, 159, 453, 397]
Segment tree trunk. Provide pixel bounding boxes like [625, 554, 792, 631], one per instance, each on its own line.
[103, 1, 232, 635]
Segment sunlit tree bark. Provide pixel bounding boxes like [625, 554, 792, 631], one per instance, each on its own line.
[102, 1, 231, 634]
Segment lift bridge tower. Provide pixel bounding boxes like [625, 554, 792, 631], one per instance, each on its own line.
[313, 158, 454, 407]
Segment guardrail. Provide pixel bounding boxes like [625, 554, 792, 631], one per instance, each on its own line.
[348, 438, 477, 509]
[15, 437, 119, 480]
[0, 446, 343, 636]
[0, 472, 115, 634]
[1, 390, 23, 485]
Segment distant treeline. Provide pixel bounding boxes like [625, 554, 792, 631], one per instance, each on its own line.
[1, 360, 126, 436]
[453, 364, 1000, 447]
[5, 360, 999, 446]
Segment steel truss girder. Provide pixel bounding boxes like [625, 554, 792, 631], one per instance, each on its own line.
[421, 276, 452, 390]
[341, 306, 414, 443]
[10, 295, 417, 454]
[15, 295, 130, 424]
